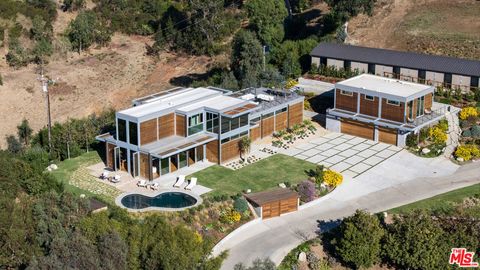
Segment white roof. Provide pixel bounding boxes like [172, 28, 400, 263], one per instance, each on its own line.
[337, 74, 433, 98]
[118, 87, 222, 118]
[178, 95, 247, 112]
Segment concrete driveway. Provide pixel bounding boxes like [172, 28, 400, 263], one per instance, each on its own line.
[280, 133, 402, 178]
[213, 152, 480, 269]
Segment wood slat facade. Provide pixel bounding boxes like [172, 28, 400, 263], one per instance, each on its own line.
[341, 119, 374, 140]
[140, 118, 157, 145]
[359, 94, 379, 117]
[261, 116, 275, 138]
[206, 140, 219, 164]
[425, 93, 433, 110]
[139, 153, 150, 180]
[158, 113, 175, 139]
[381, 99, 405, 123]
[378, 126, 397, 145]
[221, 138, 241, 163]
[106, 142, 115, 169]
[335, 89, 358, 112]
[288, 102, 303, 127]
[275, 111, 288, 131]
[250, 126, 261, 141]
[175, 114, 186, 137]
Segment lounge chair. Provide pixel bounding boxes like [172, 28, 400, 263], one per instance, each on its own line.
[100, 171, 109, 179]
[173, 175, 186, 188]
[150, 182, 159, 190]
[424, 108, 432, 115]
[137, 179, 147, 187]
[185, 177, 197, 190]
[111, 175, 121, 183]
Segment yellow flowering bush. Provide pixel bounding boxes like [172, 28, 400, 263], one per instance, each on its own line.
[455, 144, 480, 161]
[285, 79, 298, 89]
[323, 169, 343, 188]
[459, 107, 478, 120]
[428, 126, 447, 144]
[220, 209, 241, 224]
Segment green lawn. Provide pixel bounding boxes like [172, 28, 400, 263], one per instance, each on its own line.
[50, 151, 121, 203]
[390, 184, 480, 217]
[190, 154, 316, 197]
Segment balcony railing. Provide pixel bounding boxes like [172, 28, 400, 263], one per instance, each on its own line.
[411, 104, 449, 127]
[382, 72, 478, 92]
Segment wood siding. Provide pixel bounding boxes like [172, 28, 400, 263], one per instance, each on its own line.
[158, 113, 174, 139]
[261, 116, 275, 138]
[250, 126, 261, 141]
[206, 140, 219, 164]
[221, 138, 241, 163]
[106, 142, 115, 169]
[288, 102, 303, 127]
[175, 114, 186, 137]
[262, 196, 298, 219]
[341, 119, 374, 140]
[335, 89, 358, 112]
[378, 126, 397, 145]
[140, 119, 157, 145]
[139, 153, 150, 180]
[381, 99, 405, 123]
[425, 93, 433, 110]
[359, 94, 379, 117]
[275, 112, 288, 131]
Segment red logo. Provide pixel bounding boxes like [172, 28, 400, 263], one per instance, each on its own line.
[449, 248, 479, 268]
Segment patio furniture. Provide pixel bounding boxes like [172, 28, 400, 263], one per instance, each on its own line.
[185, 177, 197, 190]
[137, 180, 147, 187]
[424, 108, 432, 115]
[173, 175, 186, 188]
[111, 175, 121, 183]
[150, 182, 159, 190]
[100, 171, 109, 180]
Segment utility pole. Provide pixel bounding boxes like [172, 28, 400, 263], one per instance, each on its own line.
[262, 45, 267, 72]
[38, 70, 57, 153]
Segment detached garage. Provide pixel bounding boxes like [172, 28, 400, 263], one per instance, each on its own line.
[341, 119, 374, 140]
[245, 189, 299, 219]
[378, 126, 397, 145]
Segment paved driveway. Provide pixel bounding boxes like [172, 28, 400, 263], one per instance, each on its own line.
[280, 133, 402, 178]
[213, 152, 480, 269]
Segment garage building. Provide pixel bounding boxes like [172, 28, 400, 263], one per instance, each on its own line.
[245, 189, 299, 219]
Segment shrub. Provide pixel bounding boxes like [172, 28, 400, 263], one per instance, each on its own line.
[406, 132, 418, 147]
[233, 197, 249, 213]
[437, 119, 448, 132]
[462, 129, 472, 138]
[460, 120, 470, 129]
[419, 127, 429, 143]
[459, 107, 478, 120]
[455, 144, 480, 161]
[298, 180, 316, 202]
[313, 165, 324, 184]
[285, 79, 298, 89]
[323, 169, 343, 188]
[219, 209, 241, 224]
[428, 126, 447, 145]
[471, 125, 480, 138]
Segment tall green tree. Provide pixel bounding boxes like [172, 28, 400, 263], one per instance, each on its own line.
[245, 0, 288, 47]
[17, 119, 33, 146]
[67, 11, 111, 53]
[231, 30, 263, 88]
[332, 210, 384, 269]
[384, 211, 449, 270]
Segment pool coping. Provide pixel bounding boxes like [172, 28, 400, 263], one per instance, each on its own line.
[115, 189, 203, 212]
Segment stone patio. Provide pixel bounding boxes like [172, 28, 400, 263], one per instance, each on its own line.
[279, 133, 403, 178]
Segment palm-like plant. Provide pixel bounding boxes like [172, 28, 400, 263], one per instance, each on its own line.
[238, 136, 252, 160]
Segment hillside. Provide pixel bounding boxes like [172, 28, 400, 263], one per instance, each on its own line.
[347, 0, 480, 59]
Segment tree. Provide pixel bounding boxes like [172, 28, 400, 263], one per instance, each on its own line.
[98, 232, 128, 270]
[231, 30, 263, 88]
[333, 210, 384, 269]
[245, 0, 288, 47]
[384, 211, 449, 270]
[62, 0, 86, 12]
[234, 258, 276, 270]
[17, 119, 33, 146]
[6, 135, 23, 153]
[67, 11, 111, 53]
[239, 136, 252, 160]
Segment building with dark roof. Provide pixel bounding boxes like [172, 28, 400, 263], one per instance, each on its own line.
[310, 43, 480, 91]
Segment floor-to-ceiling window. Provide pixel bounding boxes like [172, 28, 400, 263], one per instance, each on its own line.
[206, 112, 219, 133]
[179, 152, 188, 168]
[117, 119, 127, 142]
[416, 96, 425, 117]
[129, 122, 138, 145]
[160, 158, 169, 175]
[408, 100, 414, 119]
[188, 113, 204, 136]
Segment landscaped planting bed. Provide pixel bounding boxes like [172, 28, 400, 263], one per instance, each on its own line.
[272, 119, 317, 149]
[406, 118, 448, 158]
[455, 106, 480, 162]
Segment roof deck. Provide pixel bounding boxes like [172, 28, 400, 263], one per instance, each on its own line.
[229, 87, 304, 115]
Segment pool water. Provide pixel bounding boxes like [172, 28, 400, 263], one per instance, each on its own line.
[121, 192, 197, 209]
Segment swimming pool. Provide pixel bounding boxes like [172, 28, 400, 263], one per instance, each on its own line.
[120, 192, 198, 210]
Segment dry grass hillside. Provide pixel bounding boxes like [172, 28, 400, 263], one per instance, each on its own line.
[347, 0, 480, 59]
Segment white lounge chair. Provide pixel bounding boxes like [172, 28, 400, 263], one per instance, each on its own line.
[137, 180, 147, 187]
[111, 175, 121, 183]
[173, 175, 186, 188]
[100, 171, 109, 179]
[185, 177, 197, 190]
[150, 182, 159, 190]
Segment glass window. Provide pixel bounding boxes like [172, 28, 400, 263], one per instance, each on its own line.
[179, 152, 187, 168]
[221, 138, 230, 144]
[231, 117, 240, 130]
[231, 134, 239, 140]
[160, 158, 169, 175]
[206, 112, 219, 133]
[276, 107, 287, 114]
[365, 95, 375, 101]
[129, 122, 138, 145]
[117, 119, 127, 142]
[250, 117, 260, 124]
[221, 117, 230, 134]
[262, 112, 274, 119]
[239, 114, 248, 127]
[340, 90, 353, 96]
[240, 131, 248, 137]
[188, 113, 204, 136]
[386, 99, 400, 106]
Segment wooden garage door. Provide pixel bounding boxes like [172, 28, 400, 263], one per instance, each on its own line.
[280, 197, 298, 214]
[262, 201, 280, 219]
[378, 126, 397, 145]
[341, 119, 374, 140]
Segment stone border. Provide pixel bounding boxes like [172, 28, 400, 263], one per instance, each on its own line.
[115, 189, 203, 212]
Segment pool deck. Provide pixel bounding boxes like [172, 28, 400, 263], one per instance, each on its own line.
[115, 189, 203, 212]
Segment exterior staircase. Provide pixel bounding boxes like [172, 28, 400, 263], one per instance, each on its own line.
[444, 107, 461, 158]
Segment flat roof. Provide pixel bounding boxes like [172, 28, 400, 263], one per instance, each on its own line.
[311, 43, 480, 77]
[177, 95, 251, 113]
[244, 188, 298, 206]
[140, 133, 216, 158]
[337, 74, 433, 98]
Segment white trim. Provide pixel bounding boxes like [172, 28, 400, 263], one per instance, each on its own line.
[386, 99, 401, 106]
[365, 95, 375, 101]
[340, 90, 353, 96]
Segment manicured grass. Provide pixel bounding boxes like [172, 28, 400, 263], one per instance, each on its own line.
[190, 154, 316, 197]
[390, 184, 480, 217]
[50, 151, 121, 203]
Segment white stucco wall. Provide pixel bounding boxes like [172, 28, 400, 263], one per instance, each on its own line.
[327, 58, 344, 70]
[311, 56, 320, 67]
[400, 68, 419, 81]
[425, 71, 444, 86]
[375, 65, 393, 76]
[351, 62, 368, 73]
[452, 74, 471, 90]
[326, 117, 341, 132]
[397, 133, 408, 148]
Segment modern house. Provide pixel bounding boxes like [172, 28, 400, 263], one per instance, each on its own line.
[326, 74, 448, 147]
[310, 43, 480, 91]
[97, 86, 304, 180]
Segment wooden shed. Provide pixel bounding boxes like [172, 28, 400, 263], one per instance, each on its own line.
[245, 189, 299, 219]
